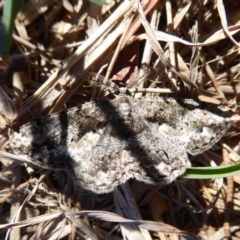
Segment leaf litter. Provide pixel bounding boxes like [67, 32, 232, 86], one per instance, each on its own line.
[0, 0, 240, 239]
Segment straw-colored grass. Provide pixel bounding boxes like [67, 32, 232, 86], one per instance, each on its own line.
[0, 0, 240, 239]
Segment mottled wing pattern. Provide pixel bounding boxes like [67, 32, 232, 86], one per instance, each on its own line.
[133, 97, 232, 155]
[10, 102, 108, 166]
[9, 95, 231, 193]
[69, 97, 191, 193]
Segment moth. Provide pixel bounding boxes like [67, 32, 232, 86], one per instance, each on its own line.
[9, 94, 232, 194]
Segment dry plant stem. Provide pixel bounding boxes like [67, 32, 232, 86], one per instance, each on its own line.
[127, 87, 172, 94]
[58, 1, 133, 77]
[135, 7, 159, 98]
[2, 1, 240, 238]
[141, 9, 157, 65]
[165, 0, 176, 68]
[0, 178, 36, 204]
[209, 225, 240, 240]
[175, 53, 190, 79]
[200, 180, 214, 204]
[122, 0, 158, 47]
[132, 23, 240, 49]
[10, 40, 85, 59]
[12, 72, 24, 105]
[104, 8, 136, 85]
[173, 2, 191, 30]
[113, 188, 146, 240]
[189, 23, 200, 85]
[9, 167, 21, 240]
[142, 7, 159, 66]
[147, 195, 167, 240]
[121, 183, 152, 240]
[222, 147, 233, 239]
[200, 55, 225, 99]
[0, 86, 18, 125]
[6, 173, 48, 239]
[199, 179, 222, 221]
[0, 208, 203, 236]
[217, 0, 240, 47]
[58, 218, 70, 240]
[204, 48, 240, 67]
[65, 211, 99, 240]
[0, 151, 67, 171]
[13, 34, 61, 68]
[0, 211, 64, 229]
[137, 1, 173, 78]
[18, 1, 133, 120]
[81, 21, 125, 69]
[19, 70, 58, 116]
[52, 21, 129, 112]
[138, 1, 199, 91]
[223, 144, 240, 162]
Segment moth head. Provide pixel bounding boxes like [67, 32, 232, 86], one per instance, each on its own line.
[113, 96, 133, 126]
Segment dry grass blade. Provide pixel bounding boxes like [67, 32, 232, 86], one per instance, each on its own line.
[217, 0, 240, 47]
[0, 209, 196, 237]
[132, 24, 240, 47]
[189, 22, 200, 85]
[137, 0, 200, 91]
[17, 1, 133, 121]
[5, 172, 48, 240]
[0, 151, 67, 171]
[0, 212, 65, 229]
[173, 1, 192, 30]
[1, 0, 240, 239]
[114, 186, 152, 240]
[0, 86, 18, 127]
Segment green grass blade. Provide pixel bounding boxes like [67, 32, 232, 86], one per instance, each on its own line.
[89, 0, 109, 5]
[0, 0, 24, 59]
[183, 162, 240, 179]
